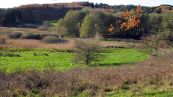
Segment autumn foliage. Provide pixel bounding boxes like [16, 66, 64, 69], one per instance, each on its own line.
[120, 5, 142, 30]
[108, 24, 115, 32]
[109, 5, 143, 33]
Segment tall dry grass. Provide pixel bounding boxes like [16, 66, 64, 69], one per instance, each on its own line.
[0, 35, 6, 44]
[0, 27, 49, 34]
[0, 38, 139, 50]
[100, 40, 140, 48]
[0, 39, 74, 50]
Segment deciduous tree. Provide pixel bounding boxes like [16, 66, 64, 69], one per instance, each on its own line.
[80, 13, 105, 38]
[73, 39, 101, 65]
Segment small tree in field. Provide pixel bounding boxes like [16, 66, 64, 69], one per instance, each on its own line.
[141, 34, 169, 56]
[73, 39, 101, 65]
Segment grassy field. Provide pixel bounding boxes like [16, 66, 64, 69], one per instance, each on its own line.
[105, 89, 173, 97]
[75, 89, 173, 97]
[0, 48, 148, 72]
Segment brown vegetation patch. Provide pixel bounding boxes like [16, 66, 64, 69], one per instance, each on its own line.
[0, 35, 6, 44]
[0, 39, 74, 50]
[100, 40, 140, 48]
[0, 27, 49, 34]
[0, 37, 140, 49]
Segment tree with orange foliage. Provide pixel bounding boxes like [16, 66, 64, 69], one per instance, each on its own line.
[108, 5, 143, 36]
[108, 24, 115, 33]
[120, 5, 142, 31]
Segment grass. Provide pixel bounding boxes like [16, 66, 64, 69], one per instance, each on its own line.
[99, 48, 148, 66]
[105, 89, 173, 97]
[0, 51, 77, 72]
[73, 89, 173, 97]
[0, 48, 149, 72]
[0, 51, 172, 97]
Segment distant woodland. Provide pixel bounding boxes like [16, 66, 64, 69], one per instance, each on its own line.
[0, 2, 172, 27]
[0, 2, 173, 39]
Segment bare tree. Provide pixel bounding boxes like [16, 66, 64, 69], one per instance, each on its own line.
[73, 39, 101, 65]
[141, 34, 169, 56]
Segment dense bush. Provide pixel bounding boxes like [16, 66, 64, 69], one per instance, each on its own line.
[8, 32, 22, 39]
[42, 36, 65, 43]
[33, 52, 49, 56]
[40, 33, 59, 38]
[21, 33, 42, 40]
[0, 52, 21, 57]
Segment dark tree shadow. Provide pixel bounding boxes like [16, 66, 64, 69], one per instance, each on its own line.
[55, 39, 69, 44]
[93, 62, 134, 67]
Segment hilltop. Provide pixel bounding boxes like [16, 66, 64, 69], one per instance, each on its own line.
[152, 4, 173, 13]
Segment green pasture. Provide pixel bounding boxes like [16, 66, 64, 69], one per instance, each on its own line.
[0, 48, 149, 72]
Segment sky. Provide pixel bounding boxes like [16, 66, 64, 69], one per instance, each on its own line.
[0, 0, 173, 8]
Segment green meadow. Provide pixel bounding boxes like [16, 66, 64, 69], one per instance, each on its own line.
[0, 48, 148, 72]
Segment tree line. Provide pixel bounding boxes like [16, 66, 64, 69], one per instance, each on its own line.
[55, 6, 173, 39]
[1, 2, 170, 27]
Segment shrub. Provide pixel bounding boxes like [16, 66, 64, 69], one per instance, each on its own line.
[42, 36, 64, 43]
[55, 26, 68, 38]
[8, 32, 22, 39]
[0, 36, 6, 44]
[0, 52, 21, 57]
[73, 39, 101, 65]
[141, 34, 169, 56]
[40, 33, 59, 38]
[161, 31, 173, 46]
[21, 33, 42, 40]
[33, 53, 49, 56]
